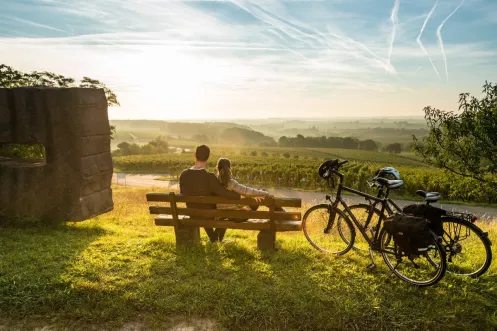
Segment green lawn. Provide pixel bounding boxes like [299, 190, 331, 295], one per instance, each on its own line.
[0, 187, 496, 330]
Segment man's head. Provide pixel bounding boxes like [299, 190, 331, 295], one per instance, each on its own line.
[195, 145, 210, 164]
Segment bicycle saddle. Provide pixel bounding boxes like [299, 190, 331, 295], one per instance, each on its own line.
[375, 177, 404, 189]
[416, 190, 441, 202]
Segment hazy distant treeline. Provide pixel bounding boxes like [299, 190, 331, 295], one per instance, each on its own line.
[110, 119, 427, 149]
[278, 135, 381, 151]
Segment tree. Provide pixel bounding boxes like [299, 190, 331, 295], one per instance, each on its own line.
[117, 142, 131, 156]
[149, 136, 168, 150]
[0, 64, 119, 139]
[358, 139, 378, 151]
[0, 65, 119, 106]
[278, 136, 290, 147]
[412, 81, 497, 186]
[342, 137, 359, 149]
[384, 143, 402, 154]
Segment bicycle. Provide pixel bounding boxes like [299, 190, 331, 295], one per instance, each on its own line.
[302, 159, 447, 287]
[345, 180, 493, 278]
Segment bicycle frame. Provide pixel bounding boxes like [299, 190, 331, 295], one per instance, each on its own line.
[358, 185, 402, 228]
[325, 175, 394, 249]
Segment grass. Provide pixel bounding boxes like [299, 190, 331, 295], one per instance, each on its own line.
[0, 186, 496, 330]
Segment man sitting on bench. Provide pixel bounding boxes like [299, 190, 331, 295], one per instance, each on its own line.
[179, 145, 241, 242]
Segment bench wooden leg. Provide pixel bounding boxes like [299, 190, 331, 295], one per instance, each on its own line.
[174, 225, 200, 246]
[257, 230, 276, 251]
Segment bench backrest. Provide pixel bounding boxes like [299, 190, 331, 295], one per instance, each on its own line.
[146, 192, 302, 228]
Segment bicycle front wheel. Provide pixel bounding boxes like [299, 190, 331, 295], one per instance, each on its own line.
[442, 217, 492, 278]
[379, 227, 447, 287]
[302, 204, 356, 255]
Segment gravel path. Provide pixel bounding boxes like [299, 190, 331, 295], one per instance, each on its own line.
[113, 173, 497, 220]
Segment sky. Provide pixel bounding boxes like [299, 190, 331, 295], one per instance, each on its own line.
[1, 0, 496, 120]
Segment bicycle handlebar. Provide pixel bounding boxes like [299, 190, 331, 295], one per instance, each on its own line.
[327, 160, 348, 188]
[330, 159, 348, 174]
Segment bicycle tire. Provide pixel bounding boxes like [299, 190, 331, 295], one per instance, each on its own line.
[302, 204, 356, 255]
[441, 217, 492, 278]
[379, 227, 447, 287]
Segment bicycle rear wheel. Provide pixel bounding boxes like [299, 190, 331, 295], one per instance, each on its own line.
[441, 217, 492, 278]
[379, 227, 447, 287]
[303, 204, 356, 255]
[344, 204, 382, 251]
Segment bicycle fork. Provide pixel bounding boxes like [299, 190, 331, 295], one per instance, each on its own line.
[324, 195, 338, 234]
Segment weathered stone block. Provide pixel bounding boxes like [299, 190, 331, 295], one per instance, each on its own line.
[81, 135, 111, 156]
[75, 88, 107, 106]
[81, 152, 113, 178]
[79, 109, 112, 136]
[0, 89, 12, 142]
[81, 170, 113, 197]
[72, 188, 113, 221]
[0, 87, 114, 222]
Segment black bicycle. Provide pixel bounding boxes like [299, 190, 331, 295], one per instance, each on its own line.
[344, 179, 493, 278]
[302, 159, 447, 287]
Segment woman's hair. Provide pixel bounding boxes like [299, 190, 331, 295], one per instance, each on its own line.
[217, 158, 232, 187]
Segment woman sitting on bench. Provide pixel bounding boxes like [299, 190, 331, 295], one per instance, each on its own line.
[216, 157, 272, 209]
[214, 158, 286, 242]
[216, 157, 286, 227]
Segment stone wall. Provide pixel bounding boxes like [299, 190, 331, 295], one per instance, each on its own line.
[0, 88, 113, 221]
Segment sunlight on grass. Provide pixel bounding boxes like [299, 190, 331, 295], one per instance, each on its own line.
[0, 187, 496, 330]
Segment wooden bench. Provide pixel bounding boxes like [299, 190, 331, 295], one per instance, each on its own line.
[146, 192, 302, 250]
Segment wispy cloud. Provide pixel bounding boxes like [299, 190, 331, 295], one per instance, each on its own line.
[0, 14, 65, 34]
[386, 0, 400, 74]
[436, 0, 466, 82]
[416, 0, 441, 79]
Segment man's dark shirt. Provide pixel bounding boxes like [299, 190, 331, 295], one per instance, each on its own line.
[179, 168, 240, 209]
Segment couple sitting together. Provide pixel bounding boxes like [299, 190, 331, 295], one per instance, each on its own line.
[179, 145, 283, 243]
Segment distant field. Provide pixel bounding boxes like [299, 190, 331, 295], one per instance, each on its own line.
[166, 145, 425, 167]
[113, 148, 495, 204]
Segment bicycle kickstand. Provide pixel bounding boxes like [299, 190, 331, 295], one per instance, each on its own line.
[366, 248, 376, 271]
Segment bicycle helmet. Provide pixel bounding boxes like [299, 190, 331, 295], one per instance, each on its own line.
[374, 167, 401, 180]
[318, 159, 339, 179]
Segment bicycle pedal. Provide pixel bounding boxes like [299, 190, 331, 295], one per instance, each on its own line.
[367, 263, 376, 271]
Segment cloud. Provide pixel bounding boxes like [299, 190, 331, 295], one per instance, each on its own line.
[436, 0, 466, 83]
[416, 0, 441, 79]
[0, 0, 496, 119]
[386, 0, 400, 74]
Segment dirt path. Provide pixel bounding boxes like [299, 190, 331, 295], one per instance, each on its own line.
[112, 173, 497, 220]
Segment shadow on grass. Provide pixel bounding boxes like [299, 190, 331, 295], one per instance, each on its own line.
[0, 219, 109, 320]
[0, 222, 496, 331]
[138, 237, 496, 331]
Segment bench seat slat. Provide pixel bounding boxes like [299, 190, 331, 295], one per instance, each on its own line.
[155, 215, 302, 231]
[149, 206, 301, 221]
[146, 193, 301, 208]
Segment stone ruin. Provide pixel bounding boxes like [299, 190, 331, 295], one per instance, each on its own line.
[0, 88, 113, 222]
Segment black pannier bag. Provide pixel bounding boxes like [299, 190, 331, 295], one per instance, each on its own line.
[383, 214, 434, 255]
[402, 204, 446, 236]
